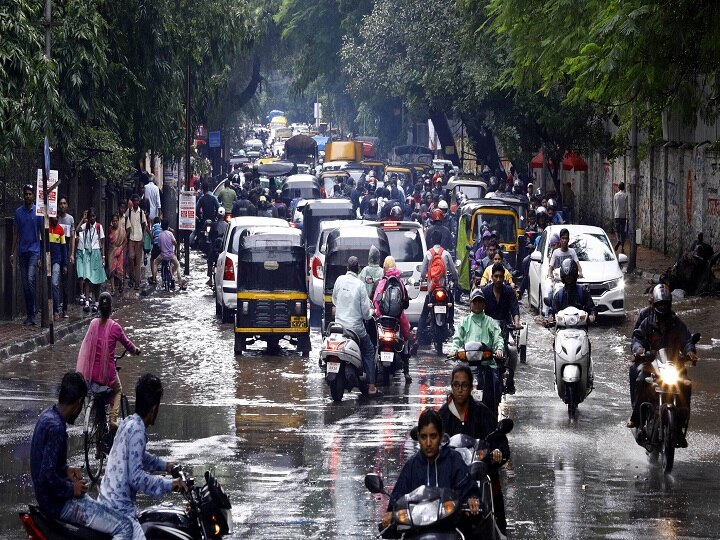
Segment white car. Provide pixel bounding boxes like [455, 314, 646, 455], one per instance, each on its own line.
[214, 216, 289, 322]
[527, 225, 628, 318]
[366, 221, 428, 324]
[308, 219, 366, 309]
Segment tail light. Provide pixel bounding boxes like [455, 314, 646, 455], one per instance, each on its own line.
[20, 514, 46, 540]
[381, 330, 396, 341]
[483, 350, 492, 359]
[326, 341, 342, 351]
[457, 350, 467, 361]
[420, 281, 428, 292]
[311, 257, 324, 279]
[223, 258, 235, 282]
[434, 289, 446, 302]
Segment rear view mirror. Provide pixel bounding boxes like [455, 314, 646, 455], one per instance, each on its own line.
[364, 474, 385, 494]
[530, 251, 541, 263]
[691, 333, 701, 344]
[617, 253, 628, 265]
[497, 418, 514, 435]
[469, 461, 488, 481]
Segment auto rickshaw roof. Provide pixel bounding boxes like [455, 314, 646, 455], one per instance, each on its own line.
[447, 176, 488, 191]
[257, 161, 296, 177]
[489, 193, 529, 208]
[460, 199, 517, 217]
[319, 170, 350, 178]
[302, 199, 354, 217]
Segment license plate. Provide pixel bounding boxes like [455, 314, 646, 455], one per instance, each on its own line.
[290, 316, 307, 328]
[326, 361, 341, 374]
[380, 351, 394, 364]
[434, 305, 447, 314]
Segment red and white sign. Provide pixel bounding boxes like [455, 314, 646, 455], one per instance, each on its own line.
[179, 191, 196, 230]
[36, 169, 59, 217]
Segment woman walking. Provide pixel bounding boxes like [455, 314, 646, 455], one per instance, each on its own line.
[108, 214, 126, 295]
[75, 207, 107, 312]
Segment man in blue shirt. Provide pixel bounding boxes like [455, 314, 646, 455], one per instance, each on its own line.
[10, 185, 43, 325]
[30, 371, 133, 538]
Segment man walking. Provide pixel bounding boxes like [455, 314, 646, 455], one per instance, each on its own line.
[10, 184, 43, 325]
[124, 194, 147, 290]
[57, 195, 75, 317]
[142, 174, 162, 221]
[613, 182, 628, 253]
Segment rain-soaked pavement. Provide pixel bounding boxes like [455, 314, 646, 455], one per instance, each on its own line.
[2, 254, 720, 539]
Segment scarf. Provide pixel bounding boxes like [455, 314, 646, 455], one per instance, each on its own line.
[76, 318, 115, 384]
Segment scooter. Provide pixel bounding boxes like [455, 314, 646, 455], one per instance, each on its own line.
[631, 333, 700, 474]
[20, 468, 232, 540]
[549, 304, 593, 421]
[376, 316, 408, 386]
[320, 322, 370, 402]
[449, 342, 504, 417]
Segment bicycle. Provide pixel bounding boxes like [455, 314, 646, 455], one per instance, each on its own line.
[161, 259, 176, 291]
[83, 350, 131, 482]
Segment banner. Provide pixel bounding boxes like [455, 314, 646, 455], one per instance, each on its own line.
[36, 169, 59, 217]
[179, 191, 196, 230]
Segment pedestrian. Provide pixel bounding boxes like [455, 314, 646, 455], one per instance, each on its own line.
[217, 179, 237, 214]
[108, 213, 126, 295]
[48, 216, 68, 321]
[124, 194, 147, 290]
[10, 184, 43, 325]
[562, 182, 576, 224]
[142, 174, 162, 221]
[613, 182, 628, 253]
[57, 195, 75, 317]
[75, 208, 107, 312]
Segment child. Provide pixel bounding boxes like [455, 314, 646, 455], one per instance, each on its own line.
[150, 219, 185, 289]
[75, 207, 106, 312]
[48, 216, 68, 321]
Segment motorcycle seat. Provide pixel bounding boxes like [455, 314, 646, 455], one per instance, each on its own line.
[377, 316, 400, 330]
[327, 322, 360, 344]
[27, 505, 112, 540]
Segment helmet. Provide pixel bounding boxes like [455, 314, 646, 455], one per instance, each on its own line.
[560, 258, 579, 284]
[469, 288, 485, 302]
[652, 284, 672, 317]
[438, 200, 449, 212]
[535, 187, 543, 198]
[367, 199, 378, 214]
[217, 207, 226, 218]
[389, 205, 403, 219]
[535, 206, 547, 217]
[259, 195, 267, 204]
[431, 209, 444, 222]
[547, 198, 558, 211]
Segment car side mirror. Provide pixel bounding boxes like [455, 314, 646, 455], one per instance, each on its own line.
[530, 251, 541, 263]
[543, 297, 552, 307]
[469, 461, 488, 481]
[617, 253, 628, 265]
[497, 418, 514, 435]
[364, 474, 385, 494]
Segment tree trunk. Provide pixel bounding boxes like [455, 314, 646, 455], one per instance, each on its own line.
[429, 109, 460, 166]
[464, 121, 503, 174]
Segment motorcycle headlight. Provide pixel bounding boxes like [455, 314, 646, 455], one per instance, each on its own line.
[660, 365, 680, 385]
[409, 500, 440, 527]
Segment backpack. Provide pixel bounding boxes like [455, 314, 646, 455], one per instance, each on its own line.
[427, 247, 447, 289]
[379, 276, 405, 318]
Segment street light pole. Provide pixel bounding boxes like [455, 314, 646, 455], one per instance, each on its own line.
[627, 111, 638, 272]
[183, 61, 191, 275]
[42, 0, 54, 341]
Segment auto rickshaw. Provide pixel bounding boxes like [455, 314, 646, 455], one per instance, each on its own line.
[322, 225, 391, 333]
[235, 227, 311, 356]
[489, 192, 530, 263]
[384, 165, 415, 190]
[360, 160, 386, 182]
[446, 176, 488, 211]
[456, 200, 520, 292]
[319, 170, 350, 198]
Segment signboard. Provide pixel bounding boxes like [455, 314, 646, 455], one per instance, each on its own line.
[36, 169, 59, 217]
[208, 131, 221, 148]
[178, 191, 196, 231]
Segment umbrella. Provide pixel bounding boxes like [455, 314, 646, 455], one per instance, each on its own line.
[562, 152, 588, 171]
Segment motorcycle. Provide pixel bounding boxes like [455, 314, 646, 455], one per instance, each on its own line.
[632, 333, 700, 474]
[20, 468, 232, 540]
[320, 322, 370, 402]
[446, 418, 514, 540]
[364, 462, 488, 539]
[376, 316, 409, 386]
[546, 303, 593, 421]
[449, 342, 504, 417]
[424, 281, 452, 356]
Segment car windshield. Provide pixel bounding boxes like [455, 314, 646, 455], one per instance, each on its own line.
[569, 233, 615, 262]
[384, 228, 424, 262]
[474, 213, 516, 244]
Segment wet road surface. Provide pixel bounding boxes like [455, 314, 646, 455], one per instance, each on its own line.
[2, 254, 720, 539]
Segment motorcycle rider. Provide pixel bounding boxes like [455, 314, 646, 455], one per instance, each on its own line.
[547, 228, 583, 280]
[99, 374, 187, 538]
[372, 256, 412, 384]
[418, 230, 458, 343]
[550, 259, 596, 322]
[479, 250, 515, 287]
[207, 207, 229, 282]
[332, 256, 379, 396]
[195, 180, 219, 238]
[482, 263, 520, 394]
[424, 209, 454, 252]
[358, 245, 384, 298]
[380, 409, 481, 530]
[439, 365, 510, 534]
[30, 372, 134, 539]
[629, 284, 697, 446]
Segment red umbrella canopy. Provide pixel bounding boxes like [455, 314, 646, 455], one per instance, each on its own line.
[530, 151, 545, 169]
[562, 152, 588, 171]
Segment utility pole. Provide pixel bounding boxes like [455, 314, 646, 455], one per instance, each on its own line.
[42, 0, 54, 341]
[183, 62, 191, 275]
[628, 111, 638, 272]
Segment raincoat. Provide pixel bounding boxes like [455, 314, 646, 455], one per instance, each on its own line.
[451, 312, 504, 364]
[372, 268, 410, 339]
[332, 271, 373, 338]
[358, 246, 384, 297]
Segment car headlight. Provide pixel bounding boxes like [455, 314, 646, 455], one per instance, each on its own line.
[607, 277, 624, 290]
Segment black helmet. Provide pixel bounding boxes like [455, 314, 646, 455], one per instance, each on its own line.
[367, 199, 378, 214]
[547, 198, 558, 211]
[652, 283, 672, 317]
[389, 205, 403, 219]
[560, 258, 579, 284]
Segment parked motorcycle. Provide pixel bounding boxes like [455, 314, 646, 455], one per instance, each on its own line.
[632, 333, 700, 474]
[320, 322, 370, 401]
[20, 468, 232, 540]
[376, 316, 409, 386]
[450, 341, 504, 417]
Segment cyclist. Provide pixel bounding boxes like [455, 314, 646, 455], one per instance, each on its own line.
[76, 292, 141, 431]
[149, 220, 186, 290]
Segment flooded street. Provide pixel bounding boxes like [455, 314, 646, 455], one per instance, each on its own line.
[2, 254, 720, 539]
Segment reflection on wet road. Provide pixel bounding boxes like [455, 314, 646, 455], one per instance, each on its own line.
[2, 254, 720, 539]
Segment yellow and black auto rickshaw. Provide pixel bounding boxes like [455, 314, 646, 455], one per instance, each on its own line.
[456, 200, 520, 292]
[235, 227, 311, 356]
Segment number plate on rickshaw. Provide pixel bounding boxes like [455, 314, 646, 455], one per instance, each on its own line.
[434, 305, 447, 314]
[290, 316, 307, 328]
[380, 351, 394, 364]
[326, 361, 341, 374]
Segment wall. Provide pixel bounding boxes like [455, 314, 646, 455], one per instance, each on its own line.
[577, 146, 720, 259]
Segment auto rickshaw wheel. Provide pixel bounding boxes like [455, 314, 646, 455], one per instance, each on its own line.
[266, 337, 281, 354]
[234, 334, 245, 355]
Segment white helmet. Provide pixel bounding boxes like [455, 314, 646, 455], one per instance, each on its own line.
[217, 207, 226, 218]
[438, 200, 449, 212]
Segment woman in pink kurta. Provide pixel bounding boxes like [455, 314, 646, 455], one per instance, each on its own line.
[76, 292, 140, 428]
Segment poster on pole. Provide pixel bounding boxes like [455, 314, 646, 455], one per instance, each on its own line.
[179, 191, 196, 230]
[36, 169, 59, 217]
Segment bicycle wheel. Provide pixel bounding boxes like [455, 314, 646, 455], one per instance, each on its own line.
[84, 399, 105, 482]
[120, 394, 130, 420]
